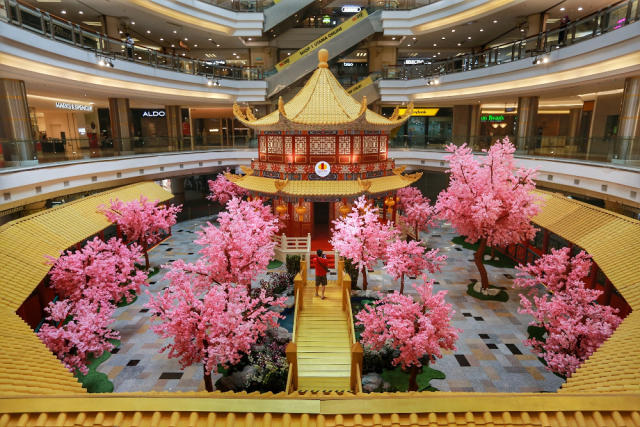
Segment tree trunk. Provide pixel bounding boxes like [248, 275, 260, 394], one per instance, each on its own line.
[361, 266, 368, 291]
[490, 246, 496, 260]
[475, 238, 489, 290]
[408, 365, 419, 391]
[400, 274, 405, 295]
[142, 240, 150, 269]
[203, 366, 214, 392]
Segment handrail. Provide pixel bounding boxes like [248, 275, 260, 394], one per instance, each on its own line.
[384, 0, 639, 80]
[2, 0, 264, 81]
[286, 259, 306, 393]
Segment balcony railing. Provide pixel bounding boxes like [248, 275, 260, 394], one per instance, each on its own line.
[1, 0, 264, 80]
[383, 0, 639, 80]
[1, 135, 638, 171]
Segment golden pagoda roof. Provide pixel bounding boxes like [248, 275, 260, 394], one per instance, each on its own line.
[226, 170, 422, 197]
[233, 49, 413, 131]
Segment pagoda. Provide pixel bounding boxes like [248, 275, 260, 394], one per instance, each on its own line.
[229, 49, 421, 241]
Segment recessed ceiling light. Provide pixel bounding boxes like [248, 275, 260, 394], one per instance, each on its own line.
[467, 36, 471, 39]
[60, 10, 66, 14]
[184, 37, 188, 41]
[248, 37, 252, 41]
[131, 21, 135, 25]
[119, 30, 123, 34]
[437, 52, 440, 55]
[171, 44, 175, 47]
[233, 52, 236, 55]
[560, 7, 565, 11]
[172, 30, 177, 34]
[216, 43, 220, 47]
[577, 6, 583, 11]
[493, 20, 498, 23]
[146, 30, 151, 34]
[520, 28, 525, 32]
[160, 37, 164, 41]
[182, 53, 185, 56]
[457, 42, 461, 46]
[433, 43, 437, 46]
[392, 37, 396, 40]
[78, 10, 83, 15]
[208, 38, 212, 41]
[407, 44, 411, 46]
[451, 29, 456, 32]
[441, 36, 446, 39]
[480, 28, 484, 32]
[412, 37, 416, 40]
[287, 52, 291, 56]
[194, 44, 198, 47]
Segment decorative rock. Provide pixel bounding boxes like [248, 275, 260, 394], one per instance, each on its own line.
[472, 281, 501, 296]
[216, 364, 257, 392]
[484, 254, 492, 261]
[284, 296, 295, 309]
[362, 373, 383, 393]
[273, 326, 292, 342]
[382, 381, 392, 392]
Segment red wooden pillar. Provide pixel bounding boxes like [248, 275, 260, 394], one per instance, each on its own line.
[116, 224, 122, 240]
[587, 262, 598, 289]
[99, 230, 105, 241]
[542, 229, 550, 254]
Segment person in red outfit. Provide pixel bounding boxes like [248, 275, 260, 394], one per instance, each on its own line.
[315, 249, 330, 299]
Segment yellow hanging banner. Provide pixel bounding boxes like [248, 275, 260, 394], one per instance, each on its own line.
[398, 107, 439, 117]
[275, 9, 369, 72]
[347, 75, 374, 95]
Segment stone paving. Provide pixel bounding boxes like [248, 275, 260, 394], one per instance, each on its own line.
[97, 215, 564, 393]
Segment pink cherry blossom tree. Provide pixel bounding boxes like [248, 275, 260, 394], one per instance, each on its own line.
[207, 170, 249, 206]
[515, 248, 622, 377]
[37, 298, 119, 375]
[330, 196, 397, 290]
[47, 237, 148, 305]
[397, 186, 436, 241]
[385, 240, 446, 294]
[100, 195, 182, 268]
[146, 267, 285, 392]
[171, 197, 280, 292]
[356, 280, 460, 391]
[435, 138, 541, 291]
[396, 186, 423, 209]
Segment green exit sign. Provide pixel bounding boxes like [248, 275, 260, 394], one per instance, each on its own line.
[481, 114, 505, 122]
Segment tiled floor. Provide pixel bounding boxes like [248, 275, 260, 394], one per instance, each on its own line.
[97, 216, 564, 393]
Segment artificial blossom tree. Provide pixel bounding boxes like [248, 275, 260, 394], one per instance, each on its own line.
[37, 298, 119, 375]
[46, 237, 148, 305]
[100, 195, 182, 269]
[515, 247, 622, 377]
[397, 187, 436, 241]
[355, 280, 459, 391]
[435, 138, 540, 291]
[207, 170, 249, 206]
[330, 196, 397, 290]
[385, 239, 446, 294]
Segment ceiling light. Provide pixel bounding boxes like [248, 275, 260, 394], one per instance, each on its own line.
[560, 7, 565, 11]
[441, 36, 446, 39]
[412, 37, 416, 40]
[521, 28, 525, 32]
[60, 10, 66, 14]
[493, 20, 498, 23]
[184, 38, 188, 41]
[391, 37, 396, 40]
[160, 38, 164, 41]
[578, 6, 583, 11]
[172, 30, 177, 34]
[119, 30, 123, 34]
[171, 44, 175, 47]
[451, 29, 455, 32]
[433, 43, 437, 46]
[232, 52, 236, 55]
[208, 38, 212, 41]
[467, 36, 471, 39]
[194, 44, 198, 47]
[480, 28, 484, 32]
[182, 53, 185, 56]
[78, 10, 83, 15]
[407, 44, 410, 46]
[216, 43, 220, 47]
[457, 42, 461, 46]
[131, 21, 135, 25]
[146, 30, 151, 34]
[248, 37, 252, 41]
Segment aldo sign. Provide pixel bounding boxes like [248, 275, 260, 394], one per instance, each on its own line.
[142, 110, 166, 118]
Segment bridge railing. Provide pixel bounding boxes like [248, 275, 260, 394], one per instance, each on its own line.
[271, 234, 311, 267]
[337, 258, 363, 393]
[285, 259, 306, 393]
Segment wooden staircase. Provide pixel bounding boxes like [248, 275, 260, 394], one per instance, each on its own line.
[296, 280, 351, 391]
[285, 260, 363, 394]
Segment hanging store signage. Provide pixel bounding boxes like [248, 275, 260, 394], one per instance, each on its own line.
[480, 114, 505, 122]
[275, 9, 369, 72]
[315, 161, 331, 177]
[55, 102, 93, 112]
[341, 5, 362, 13]
[347, 75, 374, 95]
[398, 107, 439, 117]
[343, 62, 354, 67]
[404, 59, 424, 65]
[142, 110, 166, 118]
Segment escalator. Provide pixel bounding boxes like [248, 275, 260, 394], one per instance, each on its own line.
[263, 0, 317, 32]
[346, 73, 381, 104]
[266, 9, 382, 98]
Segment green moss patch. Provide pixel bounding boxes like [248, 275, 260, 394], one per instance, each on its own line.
[267, 259, 283, 269]
[466, 280, 509, 302]
[74, 339, 120, 393]
[381, 365, 445, 392]
[451, 236, 516, 269]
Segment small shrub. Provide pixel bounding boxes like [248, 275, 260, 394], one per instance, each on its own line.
[244, 329, 289, 393]
[256, 272, 293, 298]
[286, 255, 301, 278]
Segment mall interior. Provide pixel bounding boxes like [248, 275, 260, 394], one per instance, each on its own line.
[0, 0, 639, 424]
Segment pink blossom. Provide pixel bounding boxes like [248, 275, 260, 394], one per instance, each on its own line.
[385, 240, 446, 294]
[38, 298, 119, 375]
[435, 138, 541, 289]
[207, 170, 249, 206]
[397, 187, 436, 238]
[515, 247, 622, 377]
[146, 269, 285, 391]
[355, 280, 459, 390]
[330, 196, 398, 290]
[47, 237, 148, 305]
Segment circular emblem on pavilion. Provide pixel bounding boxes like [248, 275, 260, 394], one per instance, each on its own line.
[315, 161, 331, 177]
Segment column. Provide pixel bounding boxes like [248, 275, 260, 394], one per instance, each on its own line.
[617, 77, 640, 161]
[165, 105, 183, 151]
[108, 98, 133, 153]
[452, 105, 472, 146]
[527, 12, 548, 50]
[170, 177, 186, 206]
[368, 43, 396, 75]
[469, 104, 481, 147]
[516, 96, 539, 152]
[100, 15, 121, 53]
[0, 79, 36, 165]
[567, 108, 582, 139]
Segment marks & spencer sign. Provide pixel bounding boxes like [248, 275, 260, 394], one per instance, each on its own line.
[55, 102, 93, 112]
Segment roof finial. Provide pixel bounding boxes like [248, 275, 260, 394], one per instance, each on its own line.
[318, 49, 329, 68]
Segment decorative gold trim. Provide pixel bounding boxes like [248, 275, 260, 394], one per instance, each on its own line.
[239, 165, 254, 176]
[275, 179, 288, 192]
[358, 178, 372, 192]
[392, 165, 406, 175]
